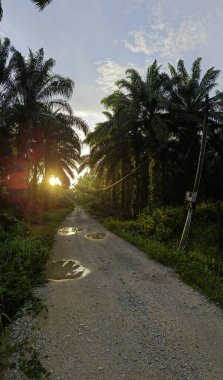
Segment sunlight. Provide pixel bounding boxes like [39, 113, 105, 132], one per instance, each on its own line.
[49, 176, 61, 186]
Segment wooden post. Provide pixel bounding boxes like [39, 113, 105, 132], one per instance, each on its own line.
[178, 95, 209, 251]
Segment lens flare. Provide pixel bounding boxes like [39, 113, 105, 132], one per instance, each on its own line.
[49, 176, 61, 186]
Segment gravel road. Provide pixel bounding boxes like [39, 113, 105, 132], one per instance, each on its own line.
[7, 207, 223, 379]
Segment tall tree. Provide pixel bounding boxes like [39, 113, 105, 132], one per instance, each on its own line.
[166, 58, 221, 201]
[115, 61, 169, 210]
[2, 47, 88, 200]
[166, 59, 222, 250]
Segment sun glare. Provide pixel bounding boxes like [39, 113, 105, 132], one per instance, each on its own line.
[49, 176, 61, 186]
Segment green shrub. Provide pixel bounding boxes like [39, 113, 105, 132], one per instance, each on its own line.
[0, 237, 48, 318]
[129, 207, 184, 242]
[0, 207, 72, 324]
[104, 204, 223, 308]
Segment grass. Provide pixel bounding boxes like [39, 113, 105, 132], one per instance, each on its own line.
[0, 207, 72, 321]
[0, 206, 73, 376]
[103, 205, 223, 309]
[11, 338, 50, 379]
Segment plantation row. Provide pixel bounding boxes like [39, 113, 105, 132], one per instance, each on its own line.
[79, 59, 223, 218]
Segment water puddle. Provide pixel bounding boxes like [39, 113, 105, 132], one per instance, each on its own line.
[86, 232, 106, 240]
[58, 227, 84, 236]
[47, 260, 90, 281]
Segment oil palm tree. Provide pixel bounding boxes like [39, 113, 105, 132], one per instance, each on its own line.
[83, 107, 134, 217]
[84, 62, 169, 216]
[115, 61, 169, 209]
[7, 47, 74, 153]
[42, 111, 88, 187]
[4, 49, 87, 200]
[0, 38, 13, 182]
[166, 58, 222, 250]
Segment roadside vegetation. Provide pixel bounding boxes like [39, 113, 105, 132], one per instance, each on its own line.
[76, 189, 223, 308]
[103, 205, 223, 308]
[0, 189, 75, 375]
[0, 191, 75, 320]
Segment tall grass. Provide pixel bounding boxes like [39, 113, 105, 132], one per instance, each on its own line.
[0, 207, 72, 323]
[104, 204, 223, 308]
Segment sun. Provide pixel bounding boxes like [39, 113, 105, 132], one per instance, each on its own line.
[49, 176, 61, 186]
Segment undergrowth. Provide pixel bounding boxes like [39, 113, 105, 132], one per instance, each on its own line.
[0, 206, 73, 376]
[0, 207, 71, 322]
[103, 204, 223, 309]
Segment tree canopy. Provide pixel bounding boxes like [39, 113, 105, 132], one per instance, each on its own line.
[81, 58, 223, 218]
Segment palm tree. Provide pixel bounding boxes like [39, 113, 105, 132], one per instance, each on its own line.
[3, 47, 83, 201]
[84, 62, 170, 216]
[115, 61, 169, 210]
[7, 47, 73, 148]
[83, 106, 134, 217]
[166, 58, 222, 250]
[41, 111, 88, 187]
[0, 38, 13, 184]
[166, 58, 221, 190]
[0, 0, 53, 20]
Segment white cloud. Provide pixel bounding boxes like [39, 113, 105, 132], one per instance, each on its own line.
[96, 60, 145, 94]
[96, 60, 129, 93]
[124, 4, 207, 60]
[96, 58, 150, 94]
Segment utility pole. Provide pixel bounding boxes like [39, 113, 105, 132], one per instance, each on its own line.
[178, 95, 209, 251]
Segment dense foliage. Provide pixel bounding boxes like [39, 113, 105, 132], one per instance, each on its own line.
[0, 38, 88, 212]
[80, 59, 223, 218]
[0, 202, 73, 324]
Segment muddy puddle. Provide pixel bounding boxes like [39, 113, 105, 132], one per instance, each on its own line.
[58, 227, 84, 236]
[46, 260, 90, 281]
[86, 232, 106, 240]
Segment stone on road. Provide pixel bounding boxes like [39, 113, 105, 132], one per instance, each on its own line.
[35, 208, 223, 379]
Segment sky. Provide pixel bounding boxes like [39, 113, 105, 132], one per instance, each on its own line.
[1, 0, 223, 135]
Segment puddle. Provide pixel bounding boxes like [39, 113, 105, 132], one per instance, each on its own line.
[58, 227, 84, 236]
[86, 232, 106, 240]
[47, 260, 90, 281]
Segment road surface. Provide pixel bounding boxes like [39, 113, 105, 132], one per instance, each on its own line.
[26, 208, 223, 379]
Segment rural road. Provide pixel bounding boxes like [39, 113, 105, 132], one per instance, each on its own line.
[33, 208, 223, 379]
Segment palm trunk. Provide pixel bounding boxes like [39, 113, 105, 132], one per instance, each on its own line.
[178, 96, 209, 251]
[148, 156, 162, 209]
[32, 164, 38, 203]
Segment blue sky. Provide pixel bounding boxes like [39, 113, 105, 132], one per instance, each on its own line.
[1, 0, 223, 132]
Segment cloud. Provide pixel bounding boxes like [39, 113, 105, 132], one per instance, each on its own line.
[96, 59, 145, 94]
[124, 4, 207, 60]
[96, 60, 129, 93]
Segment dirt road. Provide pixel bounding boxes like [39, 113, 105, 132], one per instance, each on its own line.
[33, 208, 223, 379]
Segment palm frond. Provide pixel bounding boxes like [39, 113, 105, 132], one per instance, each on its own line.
[31, 0, 53, 11]
[191, 57, 202, 81]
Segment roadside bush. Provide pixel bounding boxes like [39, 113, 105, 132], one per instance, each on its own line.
[104, 217, 223, 308]
[129, 207, 184, 242]
[0, 237, 48, 318]
[0, 207, 72, 325]
[56, 189, 75, 208]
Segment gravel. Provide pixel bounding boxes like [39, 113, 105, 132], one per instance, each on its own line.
[4, 207, 223, 380]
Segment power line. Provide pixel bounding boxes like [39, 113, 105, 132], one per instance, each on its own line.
[89, 150, 159, 192]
